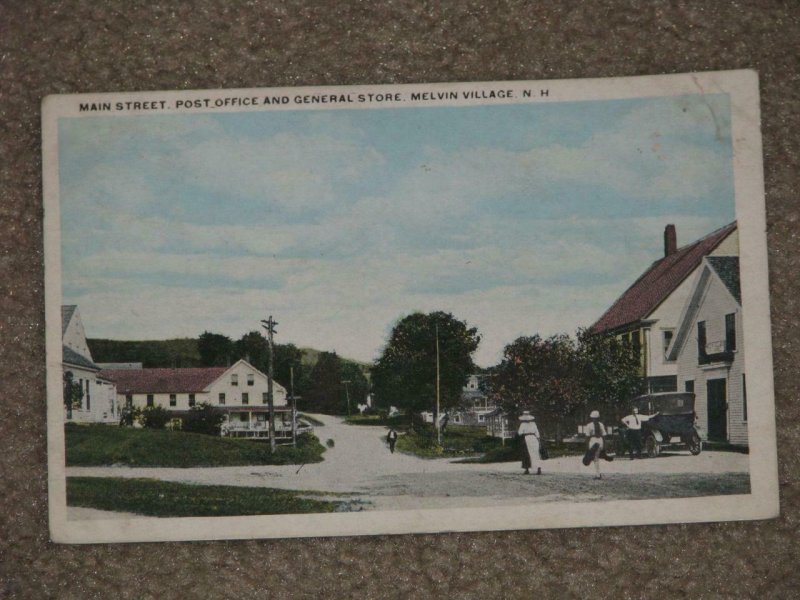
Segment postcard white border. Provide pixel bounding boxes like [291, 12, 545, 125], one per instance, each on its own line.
[43, 70, 778, 544]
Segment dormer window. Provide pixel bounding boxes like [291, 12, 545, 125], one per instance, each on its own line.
[231, 374, 238, 386]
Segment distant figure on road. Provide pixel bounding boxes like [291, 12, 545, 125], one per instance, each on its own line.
[583, 410, 613, 479]
[620, 406, 659, 460]
[517, 411, 541, 475]
[387, 428, 398, 454]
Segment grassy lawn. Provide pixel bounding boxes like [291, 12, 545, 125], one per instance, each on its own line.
[66, 424, 325, 467]
[396, 425, 503, 458]
[67, 477, 340, 517]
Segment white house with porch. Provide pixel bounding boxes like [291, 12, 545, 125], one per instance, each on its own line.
[99, 360, 299, 440]
[62, 305, 118, 423]
[666, 256, 748, 446]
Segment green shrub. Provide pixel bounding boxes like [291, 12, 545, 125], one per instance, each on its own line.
[182, 403, 225, 436]
[141, 406, 170, 429]
[119, 406, 141, 427]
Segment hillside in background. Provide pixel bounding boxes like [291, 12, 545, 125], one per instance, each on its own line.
[88, 338, 370, 374]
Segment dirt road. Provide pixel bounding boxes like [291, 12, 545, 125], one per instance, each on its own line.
[67, 414, 750, 513]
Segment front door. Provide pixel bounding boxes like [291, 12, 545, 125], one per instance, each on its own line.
[707, 378, 728, 441]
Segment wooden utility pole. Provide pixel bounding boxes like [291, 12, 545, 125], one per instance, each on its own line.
[290, 365, 296, 447]
[341, 380, 352, 416]
[261, 316, 278, 452]
[435, 324, 441, 446]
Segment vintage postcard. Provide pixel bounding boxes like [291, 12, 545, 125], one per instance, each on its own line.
[43, 70, 778, 543]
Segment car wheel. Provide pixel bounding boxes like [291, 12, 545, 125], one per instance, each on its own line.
[645, 435, 659, 458]
[688, 432, 702, 455]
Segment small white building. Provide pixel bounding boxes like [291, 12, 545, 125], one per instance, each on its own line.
[100, 360, 295, 439]
[62, 305, 119, 424]
[666, 256, 747, 446]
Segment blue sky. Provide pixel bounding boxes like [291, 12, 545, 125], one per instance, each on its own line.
[60, 93, 735, 366]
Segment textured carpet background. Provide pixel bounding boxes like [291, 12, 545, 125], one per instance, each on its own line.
[1, 2, 798, 598]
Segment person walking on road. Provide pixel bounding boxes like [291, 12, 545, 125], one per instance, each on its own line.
[583, 410, 613, 479]
[517, 411, 542, 475]
[620, 406, 659, 459]
[387, 428, 398, 454]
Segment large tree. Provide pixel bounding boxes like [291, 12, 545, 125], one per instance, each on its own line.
[371, 311, 480, 417]
[272, 343, 305, 395]
[235, 331, 270, 373]
[490, 334, 586, 441]
[490, 331, 644, 440]
[301, 351, 343, 414]
[197, 331, 234, 367]
[576, 328, 644, 422]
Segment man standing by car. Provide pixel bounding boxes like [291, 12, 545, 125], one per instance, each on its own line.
[620, 406, 658, 459]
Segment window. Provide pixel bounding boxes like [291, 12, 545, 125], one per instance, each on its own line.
[262, 392, 269, 404]
[169, 394, 177, 407]
[125, 394, 133, 408]
[247, 374, 254, 386]
[685, 380, 695, 393]
[242, 392, 249, 405]
[189, 393, 196, 407]
[231, 374, 238, 386]
[631, 330, 641, 359]
[725, 313, 737, 352]
[697, 321, 707, 363]
[742, 373, 748, 421]
[663, 330, 674, 360]
[147, 394, 154, 407]
[218, 392, 226, 405]
[85, 380, 91, 411]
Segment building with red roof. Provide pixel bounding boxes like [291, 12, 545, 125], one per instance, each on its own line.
[100, 359, 293, 439]
[590, 222, 738, 393]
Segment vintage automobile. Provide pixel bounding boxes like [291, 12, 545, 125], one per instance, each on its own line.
[618, 392, 703, 458]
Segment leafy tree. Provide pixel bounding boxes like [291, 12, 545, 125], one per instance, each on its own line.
[371, 311, 480, 419]
[235, 331, 269, 372]
[141, 406, 171, 429]
[273, 343, 305, 394]
[576, 328, 644, 423]
[339, 362, 370, 415]
[198, 331, 234, 367]
[490, 334, 586, 441]
[63, 370, 83, 418]
[301, 351, 343, 414]
[182, 403, 226, 436]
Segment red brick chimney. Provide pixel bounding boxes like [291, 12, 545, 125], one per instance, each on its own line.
[664, 224, 677, 256]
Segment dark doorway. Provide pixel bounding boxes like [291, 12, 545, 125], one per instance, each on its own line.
[707, 378, 728, 441]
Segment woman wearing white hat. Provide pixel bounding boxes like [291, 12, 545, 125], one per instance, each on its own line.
[583, 410, 611, 479]
[517, 411, 541, 475]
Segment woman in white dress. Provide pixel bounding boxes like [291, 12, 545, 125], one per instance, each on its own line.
[517, 411, 541, 475]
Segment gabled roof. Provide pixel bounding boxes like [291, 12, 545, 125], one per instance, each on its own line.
[63, 345, 100, 371]
[61, 305, 77, 335]
[706, 256, 741, 304]
[666, 256, 741, 361]
[590, 222, 737, 334]
[100, 367, 228, 394]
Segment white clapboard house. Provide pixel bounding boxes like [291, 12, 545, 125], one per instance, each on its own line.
[62, 305, 119, 423]
[99, 360, 296, 440]
[666, 256, 748, 446]
[590, 222, 738, 394]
